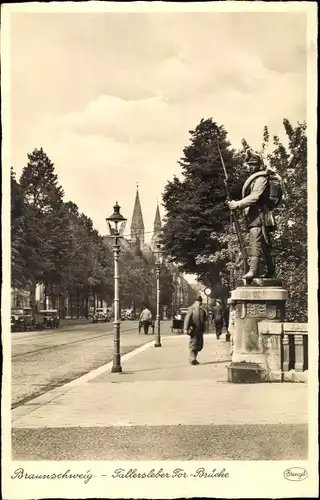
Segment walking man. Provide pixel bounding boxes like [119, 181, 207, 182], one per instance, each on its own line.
[212, 298, 224, 339]
[139, 305, 152, 335]
[184, 296, 207, 365]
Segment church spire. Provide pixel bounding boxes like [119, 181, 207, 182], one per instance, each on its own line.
[130, 186, 145, 245]
[154, 202, 161, 232]
[151, 202, 162, 251]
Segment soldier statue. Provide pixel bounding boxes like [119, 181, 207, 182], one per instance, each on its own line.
[227, 149, 283, 280]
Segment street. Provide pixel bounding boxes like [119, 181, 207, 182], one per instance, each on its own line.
[11, 320, 164, 408]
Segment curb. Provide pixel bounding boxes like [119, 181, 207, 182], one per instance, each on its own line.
[68, 339, 155, 386]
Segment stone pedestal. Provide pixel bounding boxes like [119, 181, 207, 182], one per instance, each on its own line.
[228, 278, 288, 383]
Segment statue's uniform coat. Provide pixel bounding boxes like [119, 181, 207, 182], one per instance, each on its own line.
[238, 175, 275, 275]
[184, 303, 206, 353]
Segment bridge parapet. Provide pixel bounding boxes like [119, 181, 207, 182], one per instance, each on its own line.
[258, 321, 308, 383]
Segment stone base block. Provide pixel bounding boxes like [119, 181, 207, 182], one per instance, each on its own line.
[266, 370, 282, 382]
[283, 370, 308, 383]
[236, 277, 283, 287]
[228, 362, 267, 383]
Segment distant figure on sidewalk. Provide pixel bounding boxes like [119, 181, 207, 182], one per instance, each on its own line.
[212, 298, 224, 339]
[223, 303, 230, 341]
[227, 298, 236, 355]
[184, 296, 207, 365]
[140, 306, 152, 335]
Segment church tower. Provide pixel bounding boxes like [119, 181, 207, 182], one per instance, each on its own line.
[151, 202, 162, 251]
[130, 186, 145, 246]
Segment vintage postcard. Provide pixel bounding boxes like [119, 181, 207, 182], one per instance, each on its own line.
[1, 1, 318, 499]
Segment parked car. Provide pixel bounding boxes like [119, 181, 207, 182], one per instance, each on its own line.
[171, 308, 188, 334]
[36, 309, 60, 329]
[122, 309, 135, 320]
[11, 307, 34, 332]
[92, 308, 109, 323]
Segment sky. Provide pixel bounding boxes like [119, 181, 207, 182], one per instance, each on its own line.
[10, 9, 307, 251]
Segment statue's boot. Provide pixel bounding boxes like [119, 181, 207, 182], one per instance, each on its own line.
[243, 257, 259, 279]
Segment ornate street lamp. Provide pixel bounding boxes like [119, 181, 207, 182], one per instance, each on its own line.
[154, 242, 163, 347]
[106, 202, 127, 373]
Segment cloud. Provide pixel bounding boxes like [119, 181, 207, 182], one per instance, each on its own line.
[10, 11, 307, 235]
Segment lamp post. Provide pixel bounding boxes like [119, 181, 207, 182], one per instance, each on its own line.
[154, 242, 163, 347]
[204, 287, 212, 333]
[106, 202, 127, 373]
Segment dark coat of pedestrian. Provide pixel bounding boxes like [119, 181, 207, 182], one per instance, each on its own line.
[183, 296, 207, 365]
[212, 299, 224, 339]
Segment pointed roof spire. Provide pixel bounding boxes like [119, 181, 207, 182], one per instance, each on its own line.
[131, 185, 144, 231]
[154, 202, 161, 231]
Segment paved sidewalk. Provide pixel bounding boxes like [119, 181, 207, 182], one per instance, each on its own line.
[12, 333, 308, 460]
[12, 333, 307, 428]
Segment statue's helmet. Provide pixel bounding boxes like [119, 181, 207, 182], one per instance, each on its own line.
[244, 148, 264, 167]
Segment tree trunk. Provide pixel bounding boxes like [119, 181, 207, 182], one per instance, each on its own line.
[30, 282, 37, 317]
[44, 281, 49, 309]
[85, 296, 89, 319]
[68, 290, 73, 318]
[76, 291, 80, 319]
[59, 293, 65, 319]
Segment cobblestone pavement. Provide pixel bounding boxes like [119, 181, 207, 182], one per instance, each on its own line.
[12, 320, 169, 407]
[12, 424, 308, 461]
[11, 333, 308, 460]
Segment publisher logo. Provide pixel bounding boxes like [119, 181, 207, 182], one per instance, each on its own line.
[283, 467, 308, 482]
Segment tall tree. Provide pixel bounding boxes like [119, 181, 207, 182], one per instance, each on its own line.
[20, 148, 64, 210]
[264, 120, 307, 321]
[62, 202, 114, 316]
[161, 118, 243, 291]
[11, 169, 29, 288]
[19, 148, 69, 309]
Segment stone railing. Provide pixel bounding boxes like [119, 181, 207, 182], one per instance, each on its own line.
[258, 322, 308, 383]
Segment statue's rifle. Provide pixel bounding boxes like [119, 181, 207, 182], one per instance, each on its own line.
[213, 131, 249, 275]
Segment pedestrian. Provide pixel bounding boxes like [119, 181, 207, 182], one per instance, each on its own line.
[224, 302, 231, 342]
[139, 305, 152, 335]
[212, 298, 224, 339]
[227, 298, 236, 356]
[183, 295, 207, 365]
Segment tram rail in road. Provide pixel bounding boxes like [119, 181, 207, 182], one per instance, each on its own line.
[11, 324, 138, 359]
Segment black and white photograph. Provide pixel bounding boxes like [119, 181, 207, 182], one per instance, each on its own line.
[1, 2, 318, 499]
